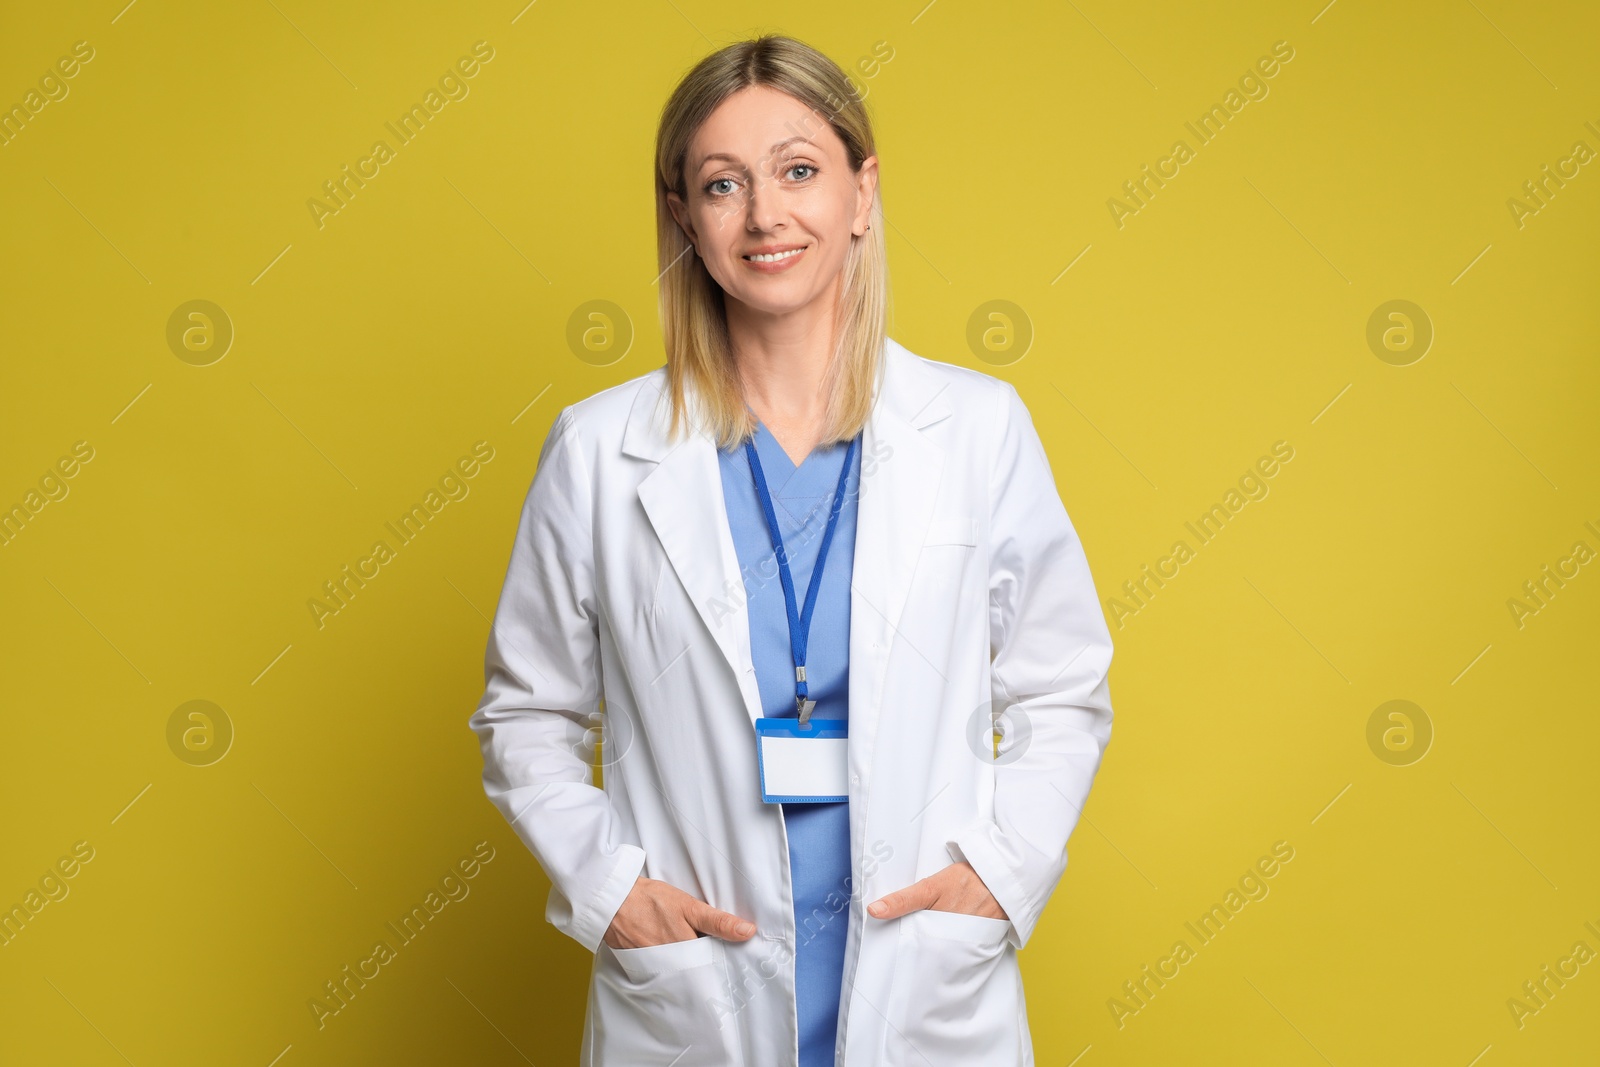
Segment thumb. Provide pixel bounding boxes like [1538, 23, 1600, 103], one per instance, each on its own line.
[868, 875, 937, 921]
[689, 900, 757, 942]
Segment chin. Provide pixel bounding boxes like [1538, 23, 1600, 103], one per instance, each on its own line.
[728, 286, 820, 317]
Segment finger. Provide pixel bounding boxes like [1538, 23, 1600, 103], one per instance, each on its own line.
[867, 873, 938, 920]
[690, 901, 756, 941]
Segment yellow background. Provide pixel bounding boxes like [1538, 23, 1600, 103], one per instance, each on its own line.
[2, 0, 1597, 1063]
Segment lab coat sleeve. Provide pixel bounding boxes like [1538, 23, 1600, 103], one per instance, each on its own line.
[946, 382, 1115, 951]
[468, 404, 646, 955]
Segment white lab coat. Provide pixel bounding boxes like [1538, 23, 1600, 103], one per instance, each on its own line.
[468, 337, 1114, 1065]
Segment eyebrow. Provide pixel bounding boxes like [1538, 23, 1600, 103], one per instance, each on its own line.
[694, 136, 818, 174]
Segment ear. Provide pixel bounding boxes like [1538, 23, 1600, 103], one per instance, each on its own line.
[852, 155, 879, 237]
[666, 189, 699, 250]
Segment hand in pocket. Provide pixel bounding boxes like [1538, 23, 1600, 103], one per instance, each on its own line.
[866, 860, 1010, 922]
[603, 875, 758, 950]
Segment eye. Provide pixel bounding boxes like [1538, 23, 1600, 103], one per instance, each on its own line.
[786, 162, 818, 181]
[704, 177, 738, 197]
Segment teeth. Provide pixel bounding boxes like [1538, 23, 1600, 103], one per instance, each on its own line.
[746, 248, 803, 262]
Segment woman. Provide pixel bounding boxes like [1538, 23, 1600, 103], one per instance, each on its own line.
[469, 35, 1114, 1067]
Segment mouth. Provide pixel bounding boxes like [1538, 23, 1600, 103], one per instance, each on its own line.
[741, 245, 808, 272]
[743, 245, 806, 261]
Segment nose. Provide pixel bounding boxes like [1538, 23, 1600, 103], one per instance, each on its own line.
[744, 166, 786, 234]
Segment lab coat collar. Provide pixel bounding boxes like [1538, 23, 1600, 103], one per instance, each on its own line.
[624, 338, 953, 731]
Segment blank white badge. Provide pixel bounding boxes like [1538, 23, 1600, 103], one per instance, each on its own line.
[754, 717, 849, 803]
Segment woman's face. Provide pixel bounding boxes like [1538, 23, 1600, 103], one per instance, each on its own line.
[667, 85, 877, 318]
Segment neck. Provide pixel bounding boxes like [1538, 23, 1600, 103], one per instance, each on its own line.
[725, 277, 840, 426]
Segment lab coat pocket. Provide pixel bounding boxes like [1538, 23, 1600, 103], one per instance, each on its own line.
[884, 909, 1022, 1066]
[923, 516, 978, 547]
[593, 935, 741, 1066]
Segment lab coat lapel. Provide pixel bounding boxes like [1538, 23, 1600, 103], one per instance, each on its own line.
[628, 381, 766, 730]
[851, 344, 950, 725]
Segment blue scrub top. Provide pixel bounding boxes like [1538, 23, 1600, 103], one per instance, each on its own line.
[718, 419, 860, 1067]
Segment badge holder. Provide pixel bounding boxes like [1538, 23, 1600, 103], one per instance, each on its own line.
[754, 716, 848, 804]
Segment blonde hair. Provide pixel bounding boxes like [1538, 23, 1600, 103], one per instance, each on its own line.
[654, 34, 888, 451]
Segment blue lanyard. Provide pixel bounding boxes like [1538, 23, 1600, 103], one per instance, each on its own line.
[743, 431, 860, 728]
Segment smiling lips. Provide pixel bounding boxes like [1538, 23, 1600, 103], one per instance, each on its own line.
[741, 244, 808, 272]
